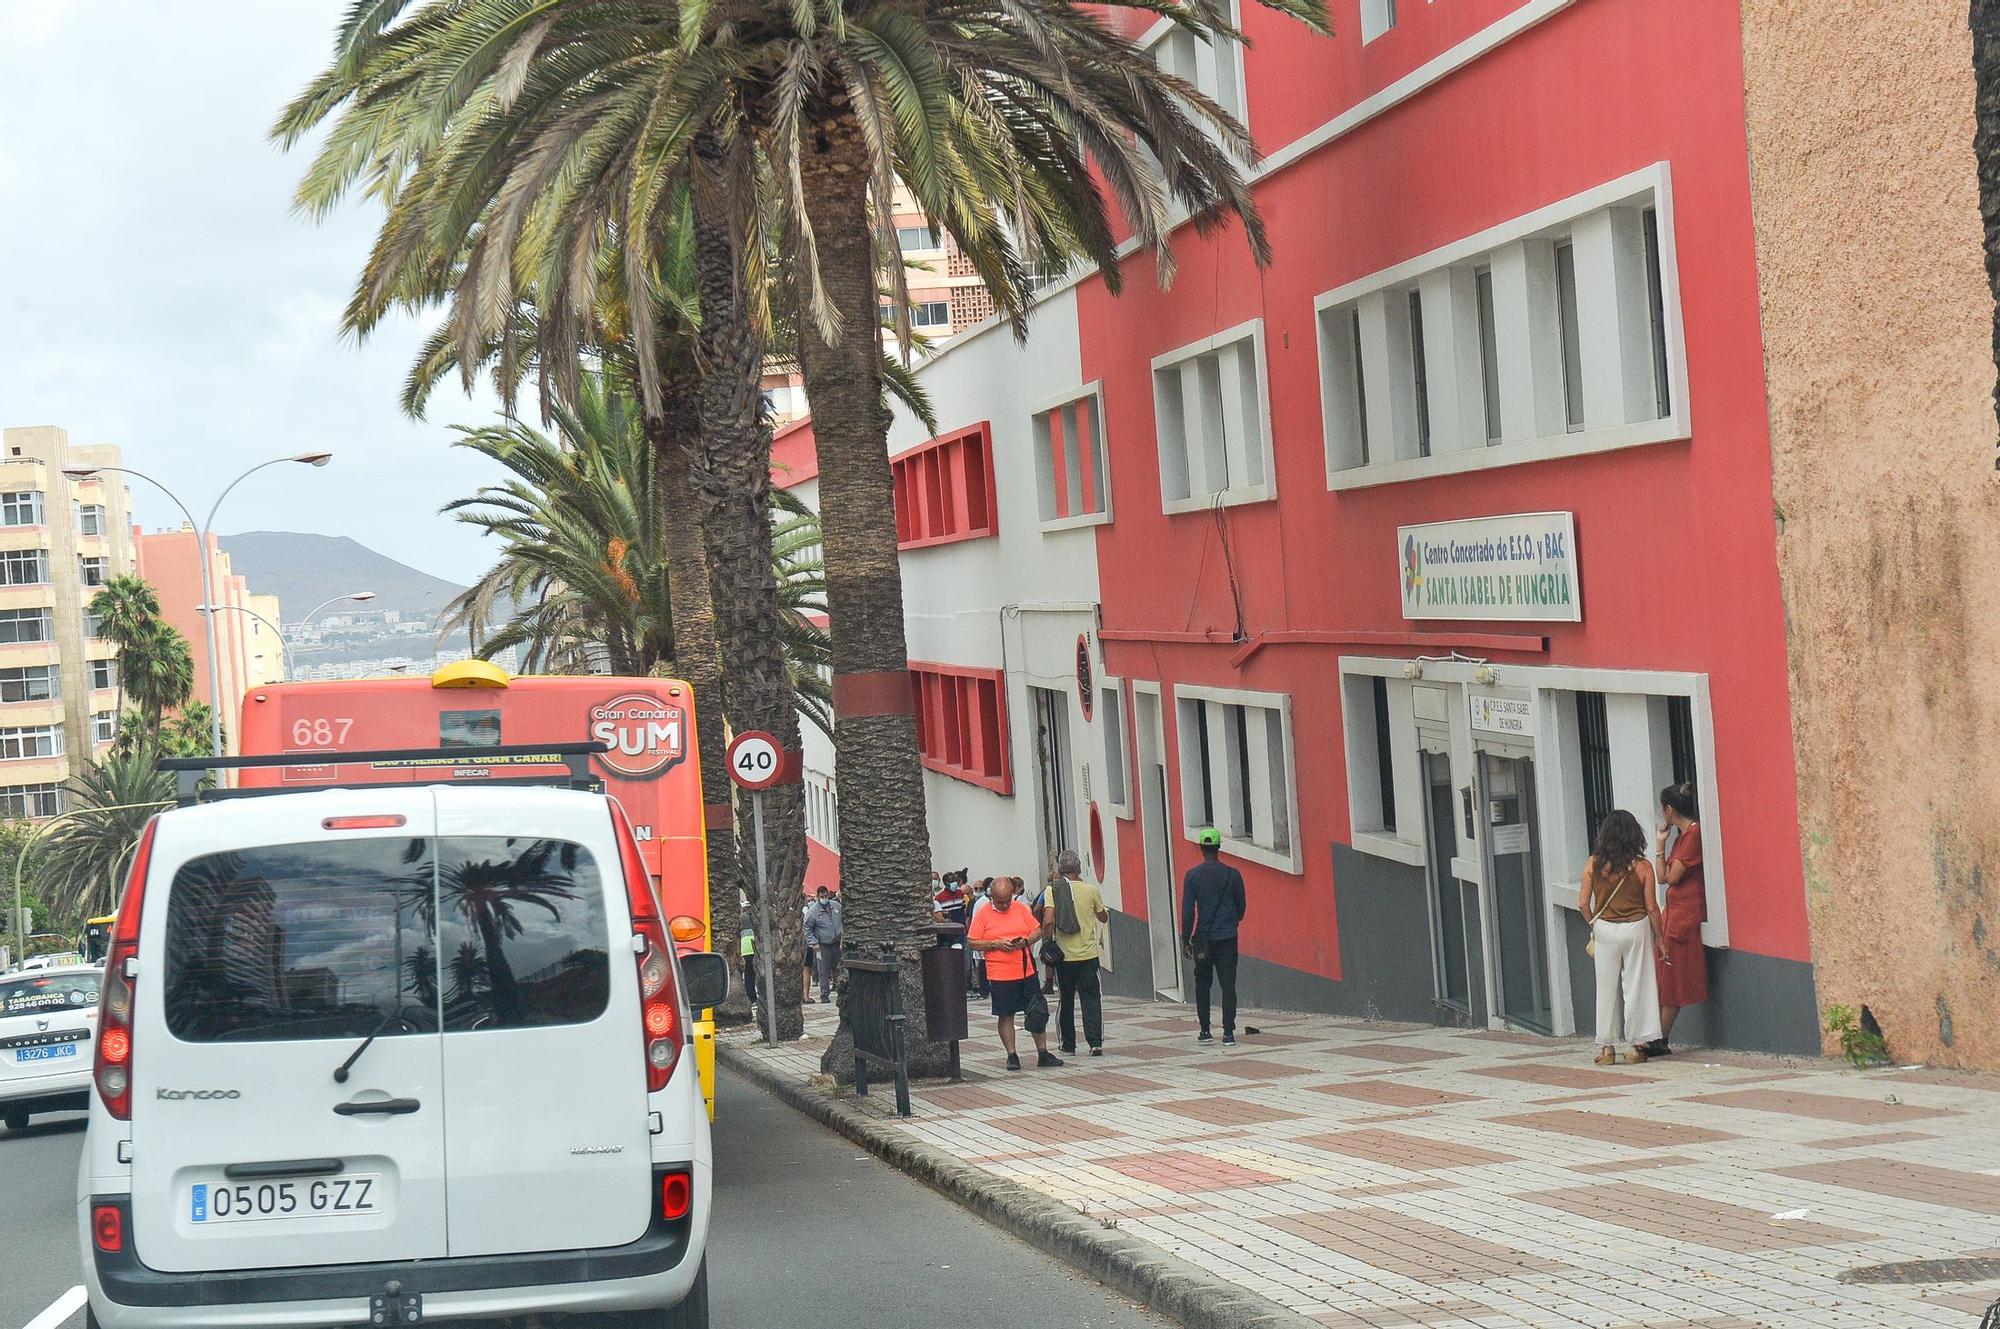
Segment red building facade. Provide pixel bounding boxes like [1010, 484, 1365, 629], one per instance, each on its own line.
[792, 0, 1819, 1051]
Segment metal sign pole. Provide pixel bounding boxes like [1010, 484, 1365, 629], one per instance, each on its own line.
[753, 790, 778, 1046]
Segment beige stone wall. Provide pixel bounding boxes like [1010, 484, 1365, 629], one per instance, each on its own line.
[1742, 1, 2000, 1065]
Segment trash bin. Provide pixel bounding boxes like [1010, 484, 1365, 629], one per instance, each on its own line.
[921, 924, 969, 1045]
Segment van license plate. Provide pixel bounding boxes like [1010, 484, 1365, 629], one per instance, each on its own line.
[12, 1044, 78, 1063]
[190, 1174, 385, 1224]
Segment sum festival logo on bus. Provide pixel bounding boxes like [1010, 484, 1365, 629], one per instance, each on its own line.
[590, 693, 688, 780]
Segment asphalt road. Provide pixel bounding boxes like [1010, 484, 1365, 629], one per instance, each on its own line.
[1, 1070, 1165, 1328]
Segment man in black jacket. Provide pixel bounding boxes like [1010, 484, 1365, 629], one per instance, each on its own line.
[1180, 827, 1246, 1044]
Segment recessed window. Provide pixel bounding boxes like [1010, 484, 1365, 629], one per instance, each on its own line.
[1152, 321, 1273, 513]
[1360, 0, 1396, 43]
[1667, 694, 1698, 795]
[0, 726, 62, 760]
[0, 608, 53, 644]
[1100, 682, 1131, 816]
[1643, 207, 1671, 417]
[0, 492, 44, 528]
[91, 711, 117, 745]
[0, 666, 58, 704]
[90, 659, 117, 692]
[78, 504, 105, 537]
[0, 783, 62, 818]
[1576, 691, 1613, 856]
[1371, 676, 1397, 834]
[911, 662, 1011, 794]
[1031, 387, 1111, 529]
[1476, 267, 1501, 442]
[910, 301, 951, 329]
[80, 556, 107, 587]
[896, 224, 941, 252]
[1408, 289, 1432, 458]
[1149, 10, 1244, 125]
[1175, 685, 1299, 872]
[0, 549, 49, 587]
[1554, 240, 1584, 433]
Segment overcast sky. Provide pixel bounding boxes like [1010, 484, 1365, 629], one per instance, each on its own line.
[0, 1, 508, 585]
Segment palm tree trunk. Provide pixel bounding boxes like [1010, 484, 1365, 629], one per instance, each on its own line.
[793, 102, 946, 1077]
[648, 383, 750, 1026]
[690, 128, 808, 1040]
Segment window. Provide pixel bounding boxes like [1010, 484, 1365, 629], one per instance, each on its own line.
[1476, 267, 1501, 442]
[1643, 207, 1672, 417]
[1317, 166, 1684, 485]
[0, 608, 53, 644]
[1148, 11, 1244, 126]
[910, 662, 1011, 794]
[0, 971, 100, 1017]
[82, 610, 105, 640]
[1576, 691, 1613, 855]
[0, 492, 43, 527]
[910, 301, 950, 329]
[0, 666, 58, 703]
[90, 659, 117, 692]
[164, 836, 609, 1042]
[1100, 681, 1131, 816]
[890, 422, 998, 549]
[91, 711, 116, 744]
[1152, 320, 1273, 512]
[896, 224, 941, 252]
[1667, 694, 1698, 796]
[0, 549, 48, 586]
[1371, 676, 1397, 834]
[440, 709, 501, 748]
[1175, 685, 1299, 872]
[0, 726, 62, 760]
[1408, 289, 1432, 457]
[1554, 240, 1583, 433]
[1360, 0, 1396, 43]
[79, 555, 106, 587]
[0, 784, 62, 818]
[78, 504, 105, 537]
[1031, 386, 1111, 529]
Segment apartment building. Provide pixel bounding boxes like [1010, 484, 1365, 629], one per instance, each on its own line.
[0, 426, 139, 819]
[780, 0, 1863, 1057]
[134, 527, 268, 753]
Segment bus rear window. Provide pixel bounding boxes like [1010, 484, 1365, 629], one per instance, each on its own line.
[440, 709, 501, 748]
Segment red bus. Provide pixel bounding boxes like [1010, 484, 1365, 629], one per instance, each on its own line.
[236, 659, 720, 1110]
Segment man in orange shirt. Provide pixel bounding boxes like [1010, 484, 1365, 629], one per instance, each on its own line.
[966, 876, 1063, 1071]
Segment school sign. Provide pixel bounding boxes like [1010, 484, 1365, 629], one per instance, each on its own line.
[1398, 512, 1581, 623]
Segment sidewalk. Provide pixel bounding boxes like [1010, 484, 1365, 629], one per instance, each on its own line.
[723, 995, 2000, 1328]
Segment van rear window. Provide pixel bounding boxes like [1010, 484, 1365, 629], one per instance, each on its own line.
[164, 836, 609, 1043]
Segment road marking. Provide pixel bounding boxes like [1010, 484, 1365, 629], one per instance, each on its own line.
[22, 1285, 86, 1329]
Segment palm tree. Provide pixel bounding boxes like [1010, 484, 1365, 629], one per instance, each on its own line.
[38, 746, 174, 922]
[120, 619, 194, 735]
[439, 373, 835, 725]
[88, 575, 160, 717]
[274, 0, 1324, 1061]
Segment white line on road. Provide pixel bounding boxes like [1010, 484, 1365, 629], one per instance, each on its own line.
[22, 1285, 85, 1329]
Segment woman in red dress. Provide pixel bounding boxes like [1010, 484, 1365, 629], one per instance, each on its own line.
[1648, 782, 1705, 1056]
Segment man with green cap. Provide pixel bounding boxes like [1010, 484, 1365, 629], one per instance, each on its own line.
[1180, 827, 1247, 1044]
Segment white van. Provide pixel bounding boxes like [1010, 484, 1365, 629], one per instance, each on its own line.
[77, 784, 726, 1328]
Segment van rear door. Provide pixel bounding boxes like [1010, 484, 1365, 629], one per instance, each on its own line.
[433, 789, 653, 1257]
[130, 790, 450, 1272]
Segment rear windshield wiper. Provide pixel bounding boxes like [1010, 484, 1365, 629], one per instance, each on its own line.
[333, 1010, 411, 1084]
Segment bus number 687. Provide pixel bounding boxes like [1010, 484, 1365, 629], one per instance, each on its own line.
[290, 717, 354, 747]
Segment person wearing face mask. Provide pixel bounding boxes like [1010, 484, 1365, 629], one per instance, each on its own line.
[965, 876, 1063, 1071]
[1646, 782, 1706, 1057]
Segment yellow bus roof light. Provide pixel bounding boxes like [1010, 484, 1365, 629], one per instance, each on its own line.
[432, 660, 512, 690]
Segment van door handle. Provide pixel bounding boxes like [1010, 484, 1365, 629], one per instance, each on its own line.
[333, 1097, 421, 1116]
[226, 1158, 344, 1179]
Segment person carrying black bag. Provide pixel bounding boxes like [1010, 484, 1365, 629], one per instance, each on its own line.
[1042, 849, 1110, 1056]
[966, 876, 1063, 1070]
[1181, 828, 1247, 1044]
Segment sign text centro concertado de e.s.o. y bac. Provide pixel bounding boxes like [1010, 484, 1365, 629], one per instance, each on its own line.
[1398, 512, 1581, 623]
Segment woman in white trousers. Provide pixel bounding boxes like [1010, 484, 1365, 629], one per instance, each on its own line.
[1577, 809, 1665, 1066]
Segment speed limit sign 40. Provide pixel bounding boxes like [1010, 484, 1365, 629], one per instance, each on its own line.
[727, 730, 787, 791]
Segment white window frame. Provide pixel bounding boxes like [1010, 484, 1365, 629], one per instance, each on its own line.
[90, 658, 117, 693]
[1172, 682, 1302, 874]
[79, 555, 107, 587]
[1029, 382, 1114, 533]
[1150, 318, 1277, 515]
[0, 783, 63, 819]
[895, 224, 942, 254]
[91, 711, 117, 745]
[0, 665, 59, 704]
[1137, 0, 1249, 132]
[0, 492, 44, 528]
[909, 300, 951, 329]
[0, 607, 54, 645]
[1314, 163, 1689, 490]
[0, 725, 63, 760]
[78, 503, 106, 537]
[1099, 675, 1133, 819]
[1336, 663, 1426, 868]
[1359, 0, 1396, 44]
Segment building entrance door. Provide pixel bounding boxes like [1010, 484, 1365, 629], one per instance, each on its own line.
[1132, 688, 1182, 1000]
[1422, 749, 1473, 1016]
[1479, 751, 1551, 1032]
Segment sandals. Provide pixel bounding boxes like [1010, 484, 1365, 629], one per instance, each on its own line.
[1620, 1047, 1650, 1064]
[1593, 1046, 1616, 1066]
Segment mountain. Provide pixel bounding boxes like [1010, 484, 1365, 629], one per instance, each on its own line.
[218, 531, 466, 622]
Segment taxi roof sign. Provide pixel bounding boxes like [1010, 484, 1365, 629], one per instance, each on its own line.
[432, 659, 512, 690]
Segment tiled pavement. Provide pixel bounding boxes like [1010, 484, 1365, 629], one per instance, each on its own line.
[723, 996, 2000, 1328]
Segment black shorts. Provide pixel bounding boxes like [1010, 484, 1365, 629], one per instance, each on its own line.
[989, 977, 1035, 1018]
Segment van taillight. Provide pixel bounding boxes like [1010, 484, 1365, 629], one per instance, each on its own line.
[660, 1170, 692, 1221]
[92, 1203, 124, 1252]
[322, 815, 407, 830]
[613, 804, 681, 1091]
[95, 817, 157, 1121]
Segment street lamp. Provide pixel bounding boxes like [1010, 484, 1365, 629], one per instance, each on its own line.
[63, 453, 334, 762]
[296, 590, 377, 628]
[196, 602, 295, 680]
